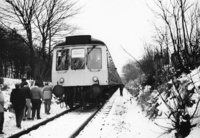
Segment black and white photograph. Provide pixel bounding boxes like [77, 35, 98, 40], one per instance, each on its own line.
[0, 0, 200, 138]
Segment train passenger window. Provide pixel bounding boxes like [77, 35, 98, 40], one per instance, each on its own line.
[87, 48, 102, 69]
[56, 49, 70, 71]
[71, 49, 85, 70]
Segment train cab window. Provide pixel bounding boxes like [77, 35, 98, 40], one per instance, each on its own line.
[56, 49, 70, 71]
[71, 49, 85, 70]
[87, 48, 102, 69]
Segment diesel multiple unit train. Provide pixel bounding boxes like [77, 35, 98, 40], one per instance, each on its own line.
[52, 35, 123, 108]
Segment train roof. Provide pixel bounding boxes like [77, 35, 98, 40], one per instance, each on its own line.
[55, 35, 106, 47]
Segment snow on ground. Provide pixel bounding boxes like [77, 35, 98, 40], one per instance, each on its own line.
[1, 78, 66, 137]
[78, 90, 173, 138]
[1, 77, 200, 138]
[21, 109, 96, 138]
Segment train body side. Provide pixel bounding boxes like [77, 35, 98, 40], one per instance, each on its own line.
[106, 49, 122, 85]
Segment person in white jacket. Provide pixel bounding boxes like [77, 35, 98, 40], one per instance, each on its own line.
[0, 86, 5, 134]
[42, 83, 53, 114]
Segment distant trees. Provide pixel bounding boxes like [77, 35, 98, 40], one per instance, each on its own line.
[0, 25, 29, 78]
[122, 61, 141, 84]
[0, 0, 80, 83]
[122, 44, 170, 89]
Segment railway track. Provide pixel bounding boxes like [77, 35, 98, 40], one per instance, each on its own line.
[8, 106, 80, 138]
[76, 91, 118, 138]
[6, 91, 117, 138]
[69, 94, 116, 138]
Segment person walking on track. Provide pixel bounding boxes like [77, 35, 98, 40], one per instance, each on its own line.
[120, 84, 124, 96]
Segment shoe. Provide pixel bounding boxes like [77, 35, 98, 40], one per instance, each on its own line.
[16, 125, 21, 129]
[37, 117, 41, 119]
[23, 119, 26, 121]
[47, 112, 50, 114]
[27, 118, 32, 120]
[0, 131, 4, 134]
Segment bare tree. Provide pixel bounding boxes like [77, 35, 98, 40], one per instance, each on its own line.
[33, 0, 79, 82]
[33, 0, 79, 59]
[0, 0, 37, 77]
[151, 0, 200, 72]
[148, 0, 200, 137]
[0, 0, 80, 82]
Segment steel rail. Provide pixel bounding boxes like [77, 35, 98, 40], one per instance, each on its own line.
[8, 106, 80, 138]
[69, 92, 115, 138]
[69, 104, 104, 138]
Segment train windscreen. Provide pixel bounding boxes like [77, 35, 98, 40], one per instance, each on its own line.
[71, 49, 85, 70]
[56, 49, 70, 71]
[87, 48, 102, 69]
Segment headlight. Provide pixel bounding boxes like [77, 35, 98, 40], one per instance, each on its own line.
[59, 77, 65, 83]
[92, 76, 98, 82]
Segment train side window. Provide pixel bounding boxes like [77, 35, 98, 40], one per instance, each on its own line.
[71, 49, 85, 70]
[87, 48, 102, 69]
[56, 49, 70, 71]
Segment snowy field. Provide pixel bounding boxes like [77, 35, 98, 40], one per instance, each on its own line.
[1, 77, 200, 137]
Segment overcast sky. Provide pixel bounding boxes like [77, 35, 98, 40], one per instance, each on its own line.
[73, 0, 156, 74]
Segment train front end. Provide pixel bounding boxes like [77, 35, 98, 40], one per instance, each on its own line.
[51, 35, 109, 107]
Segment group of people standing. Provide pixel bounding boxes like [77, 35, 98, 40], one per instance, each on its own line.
[9, 79, 53, 130]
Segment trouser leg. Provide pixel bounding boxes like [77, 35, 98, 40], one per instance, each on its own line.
[15, 110, 20, 126]
[44, 99, 47, 113]
[32, 109, 36, 119]
[26, 99, 32, 118]
[0, 112, 4, 132]
[23, 107, 26, 119]
[36, 100, 41, 118]
[16, 109, 24, 127]
[15, 109, 24, 127]
[47, 99, 51, 113]
[18, 109, 24, 127]
[27, 106, 31, 118]
[31, 100, 37, 119]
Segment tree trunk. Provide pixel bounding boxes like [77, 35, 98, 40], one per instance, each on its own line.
[26, 27, 35, 79]
[0, 59, 2, 77]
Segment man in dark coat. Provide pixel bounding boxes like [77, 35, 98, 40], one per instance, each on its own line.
[21, 81, 32, 120]
[10, 83, 26, 128]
